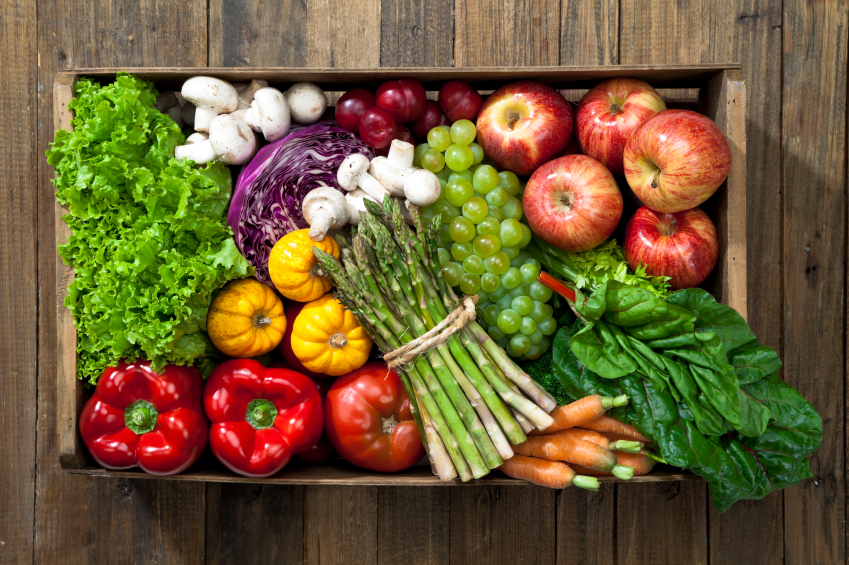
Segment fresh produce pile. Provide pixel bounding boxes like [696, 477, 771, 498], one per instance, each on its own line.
[50, 71, 822, 513]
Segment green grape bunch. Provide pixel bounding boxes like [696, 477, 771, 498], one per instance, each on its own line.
[417, 121, 558, 361]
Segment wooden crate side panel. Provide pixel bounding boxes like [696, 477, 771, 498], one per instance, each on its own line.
[52, 74, 86, 470]
[700, 69, 748, 319]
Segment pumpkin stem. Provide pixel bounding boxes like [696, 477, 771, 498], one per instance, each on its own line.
[254, 314, 272, 328]
[328, 332, 348, 349]
[382, 414, 399, 434]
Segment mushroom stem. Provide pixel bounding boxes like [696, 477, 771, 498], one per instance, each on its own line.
[387, 139, 415, 168]
[238, 79, 268, 108]
[175, 139, 217, 164]
[308, 210, 333, 242]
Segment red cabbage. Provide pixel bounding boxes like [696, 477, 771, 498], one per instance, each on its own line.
[228, 118, 374, 283]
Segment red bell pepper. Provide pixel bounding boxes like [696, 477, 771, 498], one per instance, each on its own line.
[79, 360, 208, 476]
[272, 360, 338, 464]
[325, 362, 425, 472]
[204, 359, 323, 477]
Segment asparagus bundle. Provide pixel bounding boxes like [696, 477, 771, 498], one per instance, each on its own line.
[312, 197, 558, 481]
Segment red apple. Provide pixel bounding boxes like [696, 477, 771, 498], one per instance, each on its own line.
[623, 109, 731, 213]
[476, 81, 573, 175]
[359, 106, 397, 149]
[577, 78, 666, 176]
[438, 80, 483, 123]
[523, 154, 623, 252]
[623, 206, 718, 290]
[411, 100, 450, 139]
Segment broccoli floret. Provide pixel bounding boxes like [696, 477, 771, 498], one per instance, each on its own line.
[519, 349, 574, 406]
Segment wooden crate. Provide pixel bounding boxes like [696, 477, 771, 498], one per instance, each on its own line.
[54, 65, 746, 485]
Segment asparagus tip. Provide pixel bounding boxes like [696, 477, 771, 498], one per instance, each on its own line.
[573, 475, 600, 491]
[612, 464, 635, 481]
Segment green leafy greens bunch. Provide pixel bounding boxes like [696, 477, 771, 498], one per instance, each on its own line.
[545, 279, 821, 512]
[48, 73, 252, 384]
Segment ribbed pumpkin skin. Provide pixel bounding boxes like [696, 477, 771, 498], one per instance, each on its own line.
[207, 278, 287, 357]
[268, 229, 339, 302]
[291, 294, 372, 377]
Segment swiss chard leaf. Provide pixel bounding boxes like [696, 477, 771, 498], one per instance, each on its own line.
[666, 288, 758, 355]
[730, 345, 784, 385]
[569, 321, 638, 378]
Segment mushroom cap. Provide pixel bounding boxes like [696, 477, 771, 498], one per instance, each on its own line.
[251, 87, 291, 142]
[181, 76, 239, 113]
[209, 114, 257, 165]
[302, 186, 350, 228]
[404, 169, 442, 207]
[337, 154, 371, 191]
[285, 82, 327, 124]
[185, 132, 209, 145]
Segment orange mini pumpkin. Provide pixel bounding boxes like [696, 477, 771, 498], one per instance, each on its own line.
[268, 229, 339, 302]
[207, 278, 286, 358]
[290, 293, 372, 377]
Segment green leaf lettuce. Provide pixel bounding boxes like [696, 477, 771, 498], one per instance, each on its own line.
[48, 72, 253, 384]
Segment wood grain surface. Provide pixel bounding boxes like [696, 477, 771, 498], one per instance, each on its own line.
[3, 0, 846, 564]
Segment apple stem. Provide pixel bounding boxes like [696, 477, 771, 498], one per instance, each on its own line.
[650, 169, 661, 189]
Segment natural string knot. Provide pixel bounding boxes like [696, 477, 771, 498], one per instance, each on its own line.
[383, 296, 478, 369]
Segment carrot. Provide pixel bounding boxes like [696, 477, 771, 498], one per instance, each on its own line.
[571, 450, 657, 477]
[578, 415, 651, 443]
[555, 428, 643, 454]
[513, 433, 634, 480]
[530, 394, 629, 436]
[499, 455, 599, 490]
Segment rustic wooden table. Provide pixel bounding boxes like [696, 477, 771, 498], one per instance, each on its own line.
[1, 0, 845, 563]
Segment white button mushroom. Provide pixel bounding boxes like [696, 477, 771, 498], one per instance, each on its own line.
[337, 154, 391, 203]
[285, 82, 327, 124]
[209, 114, 258, 165]
[165, 105, 184, 129]
[175, 132, 217, 163]
[302, 187, 350, 241]
[155, 91, 178, 112]
[403, 169, 442, 207]
[345, 188, 377, 225]
[368, 139, 417, 196]
[238, 79, 268, 107]
[243, 87, 291, 142]
[174, 115, 257, 165]
[182, 102, 196, 127]
[181, 76, 239, 133]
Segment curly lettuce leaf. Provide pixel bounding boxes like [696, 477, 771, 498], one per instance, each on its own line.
[48, 72, 252, 384]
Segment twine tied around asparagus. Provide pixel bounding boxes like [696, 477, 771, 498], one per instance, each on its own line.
[383, 296, 478, 369]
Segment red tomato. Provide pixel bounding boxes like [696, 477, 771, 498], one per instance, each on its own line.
[325, 362, 425, 472]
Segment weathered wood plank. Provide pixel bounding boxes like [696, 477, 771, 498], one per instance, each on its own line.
[617, 482, 707, 565]
[378, 488, 449, 565]
[555, 487, 614, 565]
[704, 3, 786, 564]
[455, 0, 561, 66]
[560, 0, 618, 66]
[209, 0, 307, 67]
[305, 485, 379, 565]
[206, 483, 305, 565]
[380, 0, 454, 67]
[306, 0, 382, 68]
[448, 485, 556, 565]
[781, 0, 847, 563]
[0, 0, 37, 562]
[33, 0, 208, 563]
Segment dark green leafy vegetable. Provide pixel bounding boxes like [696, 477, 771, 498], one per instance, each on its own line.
[48, 73, 253, 384]
[550, 284, 822, 513]
[519, 348, 574, 406]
